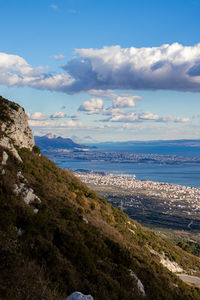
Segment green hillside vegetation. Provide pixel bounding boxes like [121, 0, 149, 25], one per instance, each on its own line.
[0, 146, 200, 300]
[0, 96, 200, 300]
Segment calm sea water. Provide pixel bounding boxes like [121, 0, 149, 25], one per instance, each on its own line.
[55, 158, 200, 188]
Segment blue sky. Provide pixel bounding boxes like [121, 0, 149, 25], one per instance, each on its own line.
[0, 0, 200, 141]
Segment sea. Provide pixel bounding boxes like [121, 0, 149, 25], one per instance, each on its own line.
[52, 143, 200, 188]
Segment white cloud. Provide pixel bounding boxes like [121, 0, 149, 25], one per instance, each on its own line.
[28, 119, 83, 128]
[59, 120, 83, 128]
[28, 120, 52, 127]
[50, 112, 67, 119]
[29, 112, 49, 121]
[0, 52, 35, 75]
[0, 52, 75, 90]
[104, 111, 190, 123]
[2, 43, 200, 94]
[87, 89, 116, 99]
[78, 92, 190, 124]
[29, 112, 81, 124]
[62, 43, 200, 92]
[113, 95, 142, 108]
[52, 54, 65, 60]
[78, 90, 143, 118]
[158, 116, 190, 123]
[102, 107, 124, 116]
[30, 73, 75, 91]
[87, 89, 142, 108]
[78, 98, 104, 114]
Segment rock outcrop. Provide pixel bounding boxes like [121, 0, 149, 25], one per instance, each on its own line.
[130, 270, 146, 297]
[0, 96, 34, 160]
[67, 292, 93, 300]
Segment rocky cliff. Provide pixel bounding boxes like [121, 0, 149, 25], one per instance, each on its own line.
[0, 96, 34, 161]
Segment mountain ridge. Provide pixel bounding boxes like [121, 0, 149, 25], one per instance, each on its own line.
[35, 134, 95, 151]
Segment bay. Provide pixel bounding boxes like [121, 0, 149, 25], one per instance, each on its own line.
[55, 158, 200, 188]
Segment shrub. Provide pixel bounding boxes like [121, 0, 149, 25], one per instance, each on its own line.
[33, 145, 40, 154]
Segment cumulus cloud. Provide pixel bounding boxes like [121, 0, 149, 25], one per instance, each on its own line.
[0, 52, 74, 90]
[87, 89, 142, 108]
[78, 90, 143, 118]
[78, 91, 190, 124]
[78, 98, 104, 114]
[113, 95, 142, 108]
[30, 73, 75, 91]
[0, 52, 35, 76]
[2, 43, 200, 93]
[29, 112, 49, 121]
[62, 43, 200, 93]
[50, 112, 67, 119]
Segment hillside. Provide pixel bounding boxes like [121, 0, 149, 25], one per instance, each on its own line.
[0, 96, 200, 300]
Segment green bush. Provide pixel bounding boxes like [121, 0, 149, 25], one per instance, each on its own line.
[32, 145, 40, 154]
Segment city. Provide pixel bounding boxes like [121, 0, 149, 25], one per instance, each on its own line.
[45, 149, 200, 165]
[76, 171, 200, 231]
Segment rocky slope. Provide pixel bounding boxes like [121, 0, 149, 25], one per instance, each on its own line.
[0, 96, 34, 161]
[0, 96, 200, 300]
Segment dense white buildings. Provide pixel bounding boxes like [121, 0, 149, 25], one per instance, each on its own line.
[76, 172, 200, 215]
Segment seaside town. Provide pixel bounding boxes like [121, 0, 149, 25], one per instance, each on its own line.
[76, 172, 200, 218]
[46, 149, 200, 165]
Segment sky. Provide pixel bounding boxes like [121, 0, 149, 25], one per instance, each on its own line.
[0, 0, 200, 142]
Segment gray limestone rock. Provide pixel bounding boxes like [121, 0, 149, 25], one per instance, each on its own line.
[130, 270, 146, 296]
[67, 292, 93, 300]
[0, 97, 35, 161]
[0, 137, 22, 161]
[2, 151, 8, 165]
[13, 183, 41, 205]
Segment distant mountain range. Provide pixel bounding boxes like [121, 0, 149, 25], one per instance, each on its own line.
[34, 133, 95, 151]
